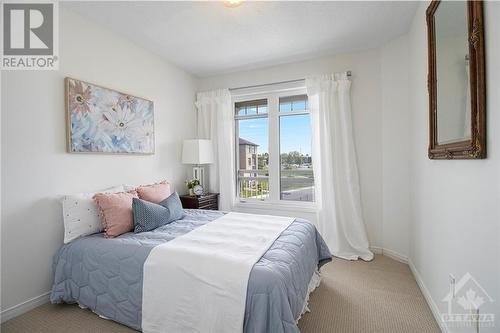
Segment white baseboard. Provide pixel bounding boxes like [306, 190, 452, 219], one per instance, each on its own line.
[0, 291, 50, 323]
[382, 248, 408, 264]
[408, 260, 448, 333]
[369, 246, 408, 264]
[370, 246, 383, 255]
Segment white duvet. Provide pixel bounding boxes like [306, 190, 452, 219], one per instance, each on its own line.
[142, 212, 294, 333]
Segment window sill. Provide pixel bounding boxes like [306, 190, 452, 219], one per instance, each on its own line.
[234, 200, 317, 214]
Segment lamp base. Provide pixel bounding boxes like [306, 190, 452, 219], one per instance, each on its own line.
[192, 165, 205, 188]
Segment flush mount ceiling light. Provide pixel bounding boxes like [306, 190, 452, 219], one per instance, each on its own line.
[223, 0, 243, 8]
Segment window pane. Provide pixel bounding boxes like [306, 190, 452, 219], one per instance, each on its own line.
[279, 95, 308, 112]
[279, 103, 292, 112]
[246, 106, 257, 115]
[235, 99, 267, 117]
[237, 117, 269, 200]
[292, 100, 306, 111]
[279, 114, 314, 202]
[237, 107, 246, 116]
[257, 105, 268, 114]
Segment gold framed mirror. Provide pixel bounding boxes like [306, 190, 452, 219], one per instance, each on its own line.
[427, 0, 486, 159]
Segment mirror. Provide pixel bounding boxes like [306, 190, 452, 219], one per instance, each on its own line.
[427, 0, 486, 159]
[435, 1, 469, 144]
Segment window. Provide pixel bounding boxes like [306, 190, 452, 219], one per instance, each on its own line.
[279, 95, 314, 201]
[234, 92, 314, 203]
[235, 100, 269, 200]
[236, 99, 268, 116]
[279, 95, 308, 112]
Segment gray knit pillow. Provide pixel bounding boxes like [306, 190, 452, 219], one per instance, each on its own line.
[133, 193, 185, 233]
[133, 198, 171, 233]
[158, 192, 185, 222]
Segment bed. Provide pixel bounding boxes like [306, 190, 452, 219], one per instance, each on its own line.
[50, 209, 331, 332]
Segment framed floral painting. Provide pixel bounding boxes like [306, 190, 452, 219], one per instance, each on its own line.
[65, 77, 155, 154]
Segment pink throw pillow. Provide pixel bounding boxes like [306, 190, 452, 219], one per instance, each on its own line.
[136, 181, 171, 204]
[94, 191, 138, 238]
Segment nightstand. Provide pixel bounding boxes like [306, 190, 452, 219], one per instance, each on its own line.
[179, 193, 219, 210]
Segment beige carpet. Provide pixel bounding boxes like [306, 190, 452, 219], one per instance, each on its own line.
[1, 255, 440, 333]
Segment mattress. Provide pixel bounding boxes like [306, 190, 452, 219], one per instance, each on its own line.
[50, 209, 331, 333]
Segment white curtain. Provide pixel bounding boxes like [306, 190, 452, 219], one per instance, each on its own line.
[306, 73, 373, 261]
[195, 89, 235, 211]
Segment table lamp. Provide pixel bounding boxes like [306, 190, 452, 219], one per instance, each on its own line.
[181, 139, 213, 188]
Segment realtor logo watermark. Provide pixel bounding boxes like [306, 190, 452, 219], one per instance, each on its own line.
[441, 272, 495, 329]
[1, 1, 59, 70]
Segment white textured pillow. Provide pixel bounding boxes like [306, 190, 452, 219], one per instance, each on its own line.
[123, 184, 137, 192]
[62, 185, 124, 243]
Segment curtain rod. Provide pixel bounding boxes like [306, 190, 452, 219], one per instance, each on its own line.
[229, 71, 352, 91]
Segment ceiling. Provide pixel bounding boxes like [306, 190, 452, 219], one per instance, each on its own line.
[63, 1, 418, 78]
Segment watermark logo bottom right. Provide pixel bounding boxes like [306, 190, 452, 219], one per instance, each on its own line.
[442, 272, 495, 329]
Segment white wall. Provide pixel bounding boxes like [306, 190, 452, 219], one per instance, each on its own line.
[198, 49, 385, 250]
[3, 3, 499, 330]
[408, 2, 500, 332]
[380, 35, 411, 261]
[1, 7, 197, 316]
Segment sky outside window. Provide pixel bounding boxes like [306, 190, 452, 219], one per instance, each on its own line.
[238, 118, 269, 153]
[279, 114, 312, 155]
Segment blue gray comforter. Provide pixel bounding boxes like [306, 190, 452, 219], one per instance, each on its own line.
[50, 209, 331, 332]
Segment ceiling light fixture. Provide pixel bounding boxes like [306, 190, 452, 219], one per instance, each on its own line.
[223, 0, 243, 8]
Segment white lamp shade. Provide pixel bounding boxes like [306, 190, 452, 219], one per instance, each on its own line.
[182, 139, 214, 164]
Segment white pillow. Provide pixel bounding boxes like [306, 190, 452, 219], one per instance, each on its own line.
[62, 185, 125, 243]
[122, 181, 175, 192]
[123, 184, 137, 192]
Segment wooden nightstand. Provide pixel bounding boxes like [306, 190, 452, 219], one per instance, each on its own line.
[179, 193, 219, 210]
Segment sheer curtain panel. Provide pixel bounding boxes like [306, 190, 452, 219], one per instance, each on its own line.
[195, 89, 235, 211]
[306, 73, 373, 261]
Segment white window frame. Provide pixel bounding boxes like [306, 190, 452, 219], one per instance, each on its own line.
[232, 84, 316, 212]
